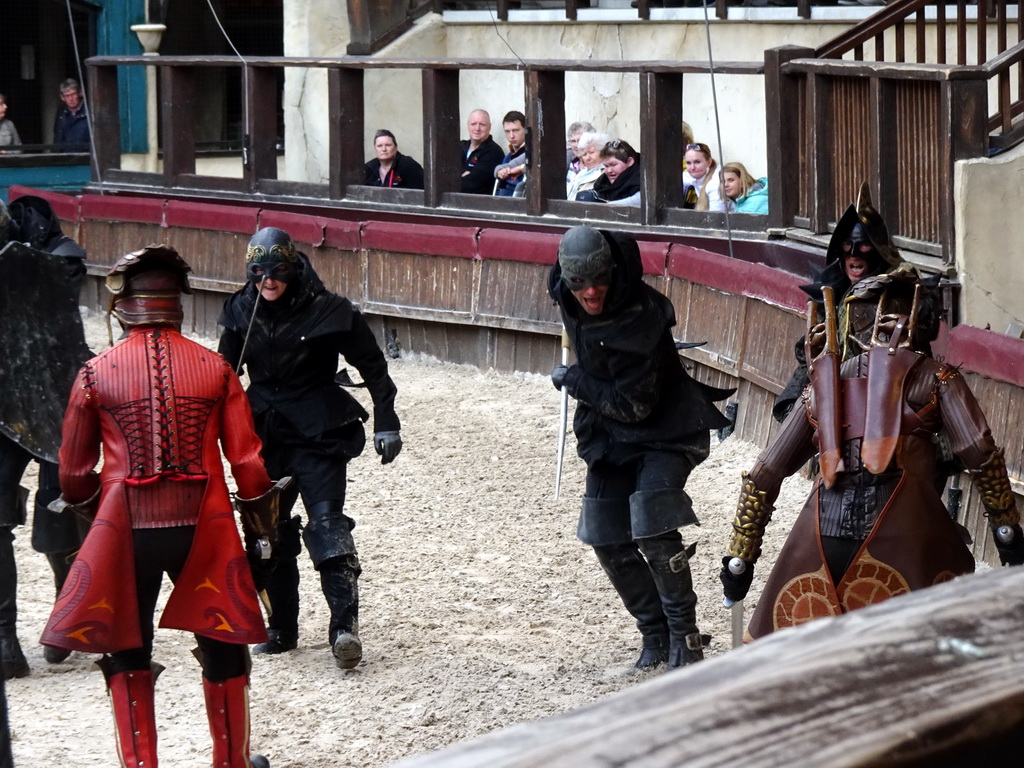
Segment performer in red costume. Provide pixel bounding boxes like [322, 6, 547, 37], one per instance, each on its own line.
[41, 245, 285, 768]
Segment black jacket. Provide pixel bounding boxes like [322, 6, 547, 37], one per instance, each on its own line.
[363, 153, 424, 189]
[218, 254, 400, 442]
[459, 136, 504, 194]
[548, 231, 731, 466]
[592, 160, 642, 203]
[53, 106, 90, 149]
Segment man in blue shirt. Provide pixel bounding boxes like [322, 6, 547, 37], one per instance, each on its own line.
[52, 79, 90, 150]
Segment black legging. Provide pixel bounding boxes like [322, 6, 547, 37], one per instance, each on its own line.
[105, 526, 248, 682]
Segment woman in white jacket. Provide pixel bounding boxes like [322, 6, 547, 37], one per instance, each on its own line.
[681, 142, 726, 212]
[566, 131, 610, 201]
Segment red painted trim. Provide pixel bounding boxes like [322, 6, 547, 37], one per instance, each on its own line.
[8, 186, 81, 222]
[80, 194, 164, 225]
[164, 200, 258, 234]
[478, 229, 560, 265]
[668, 243, 804, 312]
[637, 241, 669, 276]
[362, 221, 479, 259]
[945, 325, 1024, 388]
[256, 210, 325, 248]
[323, 219, 362, 252]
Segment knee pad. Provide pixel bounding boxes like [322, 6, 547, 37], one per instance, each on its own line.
[629, 488, 699, 539]
[577, 497, 632, 546]
[302, 504, 357, 569]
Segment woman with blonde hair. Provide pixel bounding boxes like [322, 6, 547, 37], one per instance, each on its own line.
[681, 142, 725, 212]
[722, 161, 769, 214]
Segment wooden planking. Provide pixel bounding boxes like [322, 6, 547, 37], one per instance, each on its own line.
[739, 299, 805, 392]
[830, 77, 872, 224]
[161, 227, 252, 285]
[895, 81, 942, 242]
[477, 260, 559, 325]
[678, 284, 746, 374]
[365, 250, 474, 312]
[489, 327, 563, 374]
[80, 221, 166, 269]
[311, 246, 367, 305]
[388, 566, 1024, 768]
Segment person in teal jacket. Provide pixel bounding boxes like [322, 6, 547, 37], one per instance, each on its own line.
[722, 162, 769, 214]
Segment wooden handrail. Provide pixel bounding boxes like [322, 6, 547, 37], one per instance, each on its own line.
[87, 55, 763, 75]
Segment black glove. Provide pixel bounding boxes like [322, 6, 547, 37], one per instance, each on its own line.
[247, 543, 278, 594]
[719, 556, 754, 603]
[551, 364, 570, 391]
[374, 430, 403, 465]
[995, 524, 1024, 566]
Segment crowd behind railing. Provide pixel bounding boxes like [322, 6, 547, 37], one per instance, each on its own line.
[364, 108, 770, 214]
[0, 79, 92, 157]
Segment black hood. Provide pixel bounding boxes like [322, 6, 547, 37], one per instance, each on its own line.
[9, 195, 65, 251]
[802, 183, 903, 302]
[548, 229, 644, 319]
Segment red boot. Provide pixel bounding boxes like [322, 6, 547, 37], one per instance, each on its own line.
[106, 669, 159, 767]
[203, 674, 262, 768]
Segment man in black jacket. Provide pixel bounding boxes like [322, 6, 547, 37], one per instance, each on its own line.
[219, 227, 403, 669]
[549, 226, 732, 670]
[460, 109, 504, 194]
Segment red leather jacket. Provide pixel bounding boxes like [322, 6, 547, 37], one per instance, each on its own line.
[42, 327, 272, 653]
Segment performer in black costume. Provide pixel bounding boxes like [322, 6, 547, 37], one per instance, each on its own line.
[548, 226, 733, 669]
[0, 196, 89, 678]
[219, 227, 403, 669]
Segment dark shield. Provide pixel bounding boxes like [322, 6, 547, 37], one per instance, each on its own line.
[0, 241, 92, 463]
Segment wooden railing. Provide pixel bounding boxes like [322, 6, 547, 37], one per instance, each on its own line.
[428, 0, 820, 22]
[763, 1, 1024, 264]
[85, 55, 766, 234]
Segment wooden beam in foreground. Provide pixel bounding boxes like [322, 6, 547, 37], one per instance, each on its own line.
[387, 566, 1024, 768]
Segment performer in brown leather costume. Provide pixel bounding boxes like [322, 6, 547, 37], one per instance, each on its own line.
[720, 232, 1024, 641]
[41, 246, 283, 768]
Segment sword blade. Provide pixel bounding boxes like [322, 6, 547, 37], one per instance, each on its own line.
[731, 600, 744, 648]
[554, 330, 571, 500]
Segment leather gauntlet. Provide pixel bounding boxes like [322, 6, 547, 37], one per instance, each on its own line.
[48, 486, 101, 523]
[975, 449, 1019, 530]
[233, 476, 293, 556]
[727, 473, 775, 565]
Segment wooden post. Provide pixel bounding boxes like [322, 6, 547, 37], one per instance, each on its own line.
[422, 68, 461, 208]
[525, 69, 566, 217]
[764, 46, 813, 232]
[87, 63, 122, 180]
[246, 65, 279, 191]
[328, 67, 365, 199]
[640, 71, 683, 226]
[160, 65, 197, 186]
[941, 76, 987, 264]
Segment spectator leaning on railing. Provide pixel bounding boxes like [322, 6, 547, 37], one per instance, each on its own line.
[0, 94, 21, 153]
[722, 162, 768, 214]
[681, 142, 725, 212]
[567, 131, 610, 202]
[52, 78, 90, 151]
[363, 129, 424, 190]
[591, 140, 642, 206]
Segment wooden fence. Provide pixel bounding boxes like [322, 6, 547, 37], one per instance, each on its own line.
[18, 184, 1024, 567]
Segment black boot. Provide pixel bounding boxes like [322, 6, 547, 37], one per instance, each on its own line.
[593, 544, 670, 669]
[637, 533, 705, 668]
[0, 529, 28, 680]
[321, 555, 362, 669]
[252, 554, 300, 655]
[42, 549, 76, 664]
